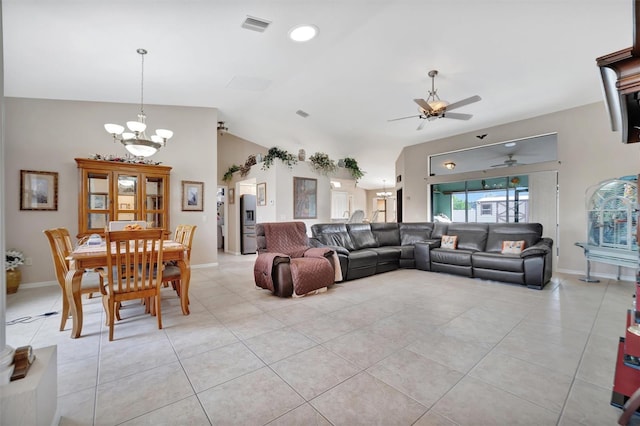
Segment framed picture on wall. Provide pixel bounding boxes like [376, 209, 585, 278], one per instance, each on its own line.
[181, 180, 204, 211]
[257, 182, 267, 206]
[293, 177, 317, 219]
[20, 170, 58, 211]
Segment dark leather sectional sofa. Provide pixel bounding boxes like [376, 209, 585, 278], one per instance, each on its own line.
[310, 222, 553, 289]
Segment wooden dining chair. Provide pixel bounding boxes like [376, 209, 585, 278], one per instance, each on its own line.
[99, 229, 165, 341]
[43, 227, 102, 331]
[162, 224, 196, 299]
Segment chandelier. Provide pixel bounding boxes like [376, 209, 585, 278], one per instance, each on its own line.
[376, 180, 392, 198]
[104, 48, 173, 157]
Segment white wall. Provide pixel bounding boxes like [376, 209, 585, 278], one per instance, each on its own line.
[4, 98, 218, 284]
[398, 101, 640, 277]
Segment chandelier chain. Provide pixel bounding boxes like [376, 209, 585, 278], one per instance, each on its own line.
[139, 50, 145, 116]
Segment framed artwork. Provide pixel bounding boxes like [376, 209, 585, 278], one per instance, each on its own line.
[20, 170, 58, 211]
[90, 194, 107, 209]
[293, 177, 317, 219]
[181, 180, 204, 211]
[229, 188, 235, 204]
[257, 182, 267, 206]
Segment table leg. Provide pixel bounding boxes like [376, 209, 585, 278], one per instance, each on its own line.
[65, 267, 85, 338]
[579, 260, 601, 283]
[177, 258, 191, 315]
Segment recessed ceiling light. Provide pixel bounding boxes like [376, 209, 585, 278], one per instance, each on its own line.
[505, 142, 516, 147]
[288, 24, 318, 42]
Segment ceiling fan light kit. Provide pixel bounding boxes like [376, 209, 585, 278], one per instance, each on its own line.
[444, 162, 456, 170]
[388, 69, 481, 130]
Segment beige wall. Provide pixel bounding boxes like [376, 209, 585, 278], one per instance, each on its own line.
[4, 98, 218, 285]
[398, 101, 640, 277]
[217, 133, 268, 185]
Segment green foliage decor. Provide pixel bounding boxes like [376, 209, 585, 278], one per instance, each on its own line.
[309, 152, 337, 175]
[223, 164, 240, 183]
[240, 154, 257, 177]
[343, 157, 365, 182]
[262, 147, 297, 170]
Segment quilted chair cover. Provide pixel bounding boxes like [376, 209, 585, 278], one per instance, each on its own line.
[254, 222, 335, 297]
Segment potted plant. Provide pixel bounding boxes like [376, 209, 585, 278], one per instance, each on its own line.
[309, 152, 337, 175]
[342, 157, 365, 182]
[6, 249, 25, 294]
[262, 147, 298, 170]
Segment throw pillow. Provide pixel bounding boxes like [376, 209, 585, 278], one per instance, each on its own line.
[441, 235, 458, 249]
[501, 240, 526, 254]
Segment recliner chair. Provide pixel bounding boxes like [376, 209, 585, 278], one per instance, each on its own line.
[254, 221, 337, 297]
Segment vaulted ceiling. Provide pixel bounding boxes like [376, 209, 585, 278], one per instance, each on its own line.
[2, 1, 632, 188]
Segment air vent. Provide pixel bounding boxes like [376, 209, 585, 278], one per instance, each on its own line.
[242, 16, 271, 32]
[296, 110, 310, 118]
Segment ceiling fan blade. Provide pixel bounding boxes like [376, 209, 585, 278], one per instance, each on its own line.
[388, 114, 421, 122]
[490, 163, 509, 168]
[413, 98, 433, 113]
[446, 95, 482, 111]
[442, 112, 472, 120]
[416, 120, 426, 131]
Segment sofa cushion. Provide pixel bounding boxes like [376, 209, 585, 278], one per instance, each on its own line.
[347, 249, 378, 269]
[311, 223, 356, 251]
[399, 222, 434, 245]
[472, 252, 524, 273]
[501, 240, 526, 254]
[371, 223, 401, 246]
[431, 222, 449, 239]
[441, 235, 458, 249]
[371, 247, 402, 263]
[348, 223, 379, 250]
[485, 223, 542, 253]
[446, 223, 489, 252]
[430, 248, 473, 266]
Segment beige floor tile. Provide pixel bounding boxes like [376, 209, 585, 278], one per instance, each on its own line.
[267, 403, 332, 426]
[198, 367, 305, 425]
[576, 332, 619, 389]
[322, 328, 403, 369]
[367, 348, 464, 408]
[414, 411, 460, 426]
[57, 387, 96, 426]
[292, 312, 360, 343]
[181, 341, 265, 392]
[98, 337, 178, 384]
[310, 371, 427, 425]
[267, 303, 325, 325]
[119, 395, 211, 425]
[432, 376, 559, 426]
[95, 361, 194, 425]
[271, 345, 360, 400]
[164, 316, 239, 359]
[58, 355, 98, 397]
[244, 328, 318, 364]
[224, 312, 286, 340]
[406, 332, 494, 373]
[559, 378, 622, 425]
[469, 351, 572, 413]
[437, 313, 516, 345]
[212, 300, 264, 323]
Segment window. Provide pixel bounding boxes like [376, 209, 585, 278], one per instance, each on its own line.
[431, 176, 528, 223]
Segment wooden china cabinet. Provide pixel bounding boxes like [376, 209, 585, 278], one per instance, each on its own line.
[75, 158, 172, 238]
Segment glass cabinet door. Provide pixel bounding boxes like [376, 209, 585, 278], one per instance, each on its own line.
[115, 174, 139, 221]
[144, 175, 165, 228]
[87, 171, 109, 231]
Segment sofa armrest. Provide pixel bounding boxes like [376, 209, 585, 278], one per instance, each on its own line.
[520, 238, 553, 258]
[309, 237, 350, 257]
[304, 247, 334, 259]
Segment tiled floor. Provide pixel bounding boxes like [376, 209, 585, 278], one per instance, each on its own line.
[5, 253, 636, 425]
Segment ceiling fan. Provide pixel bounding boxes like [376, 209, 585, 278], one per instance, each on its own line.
[388, 70, 482, 130]
[490, 154, 523, 168]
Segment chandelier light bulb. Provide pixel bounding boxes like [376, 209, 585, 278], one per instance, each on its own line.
[156, 129, 173, 140]
[104, 123, 124, 135]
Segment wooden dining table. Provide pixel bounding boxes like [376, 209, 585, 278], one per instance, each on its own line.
[65, 240, 191, 338]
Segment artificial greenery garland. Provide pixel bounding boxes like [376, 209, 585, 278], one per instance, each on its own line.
[342, 157, 365, 182]
[309, 152, 337, 175]
[262, 147, 297, 170]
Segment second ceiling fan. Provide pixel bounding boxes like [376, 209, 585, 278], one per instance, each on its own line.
[389, 70, 482, 130]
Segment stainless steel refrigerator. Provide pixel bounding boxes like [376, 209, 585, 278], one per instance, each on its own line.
[240, 194, 257, 254]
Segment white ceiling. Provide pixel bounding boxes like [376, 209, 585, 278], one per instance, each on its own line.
[2, 1, 632, 189]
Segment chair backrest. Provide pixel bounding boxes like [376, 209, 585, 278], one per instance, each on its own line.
[173, 225, 197, 260]
[255, 222, 309, 257]
[347, 210, 365, 223]
[104, 229, 164, 295]
[43, 227, 73, 290]
[108, 220, 148, 231]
